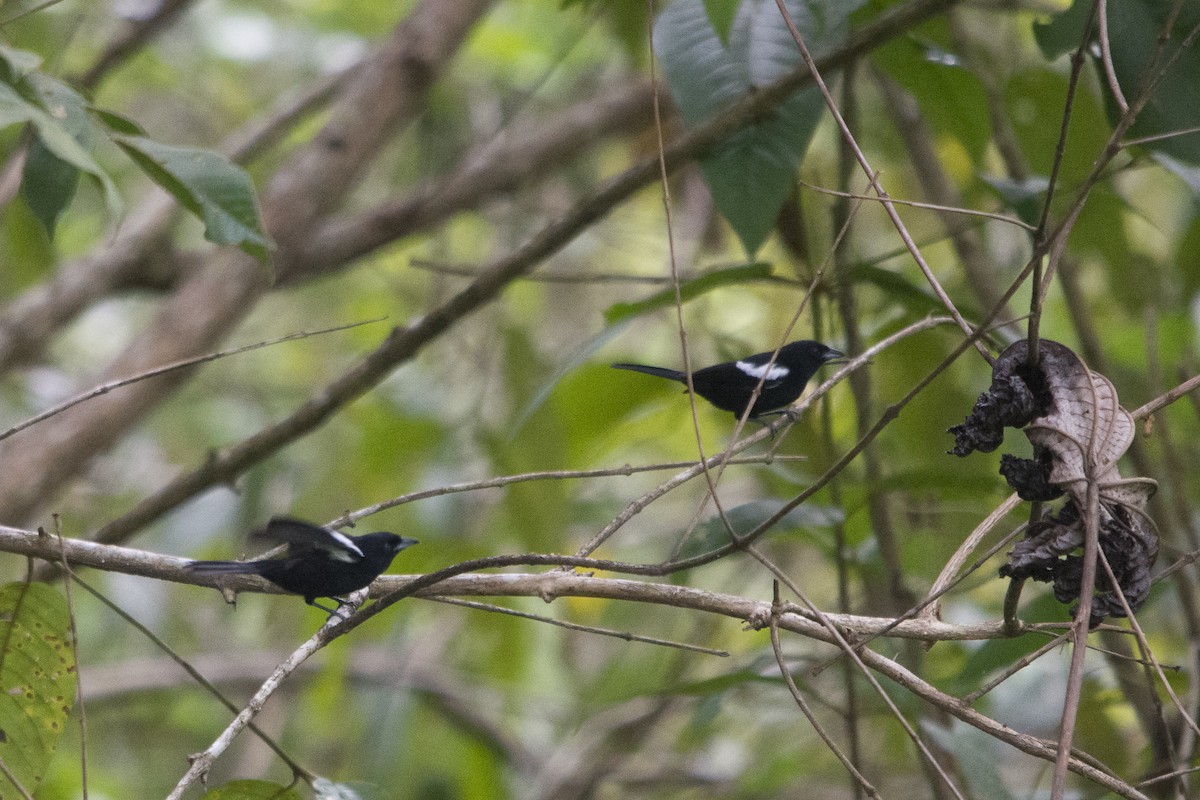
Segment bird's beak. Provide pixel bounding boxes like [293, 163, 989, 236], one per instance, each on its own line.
[824, 349, 851, 365]
[396, 537, 420, 552]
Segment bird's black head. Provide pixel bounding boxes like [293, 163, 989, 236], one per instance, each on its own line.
[357, 532, 420, 563]
[779, 340, 846, 366]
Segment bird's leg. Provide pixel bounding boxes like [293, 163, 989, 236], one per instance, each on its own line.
[306, 597, 342, 616]
[321, 590, 370, 620]
[753, 408, 799, 439]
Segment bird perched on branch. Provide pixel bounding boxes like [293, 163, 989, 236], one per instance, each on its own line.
[187, 516, 418, 614]
[612, 340, 845, 421]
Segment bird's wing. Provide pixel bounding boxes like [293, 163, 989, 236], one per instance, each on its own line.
[252, 516, 364, 563]
[732, 355, 791, 387]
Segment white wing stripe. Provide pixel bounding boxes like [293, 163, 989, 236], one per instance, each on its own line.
[736, 360, 789, 381]
[328, 528, 364, 561]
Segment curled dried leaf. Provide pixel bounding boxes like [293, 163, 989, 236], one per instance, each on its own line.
[948, 343, 1050, 456]
[1000, 501, 1157, 626]
[950, 339, 1159, 623]
[999, 448, 1063, 502]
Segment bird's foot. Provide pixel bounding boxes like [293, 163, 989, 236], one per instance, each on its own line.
[755, 408, 799, 439]
[308, 596, 357, 620]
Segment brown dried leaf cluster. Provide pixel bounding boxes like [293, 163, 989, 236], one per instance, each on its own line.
[949, 340, 1158, 623]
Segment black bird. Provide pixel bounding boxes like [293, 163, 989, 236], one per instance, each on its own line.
[187, 516, 419, 614]
[612, 340, 845, 421]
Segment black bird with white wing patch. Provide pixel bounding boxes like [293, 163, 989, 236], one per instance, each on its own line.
[612, 340, 845, 421]
[187, 516, 418, 614]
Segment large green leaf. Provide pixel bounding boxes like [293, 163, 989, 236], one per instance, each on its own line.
[871, 28, 991, 164]
[1036, 0, 1200, 168]
[654, 0, 864, 254]
[851, 262, 960, 318]
[20, 75, 94, 237]
[113, 134, 273, 262]
[0, 583, 76, 798]
[602, 262, 774, 323]
[703, 0, 740, 44]
[0, 82, 122, 222]
[1104, 0, 1200, 167]
[0, 44, 43, 84]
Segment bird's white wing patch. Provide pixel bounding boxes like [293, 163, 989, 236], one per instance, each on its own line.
[326, 528, 364, 562]
[736, 360, 789, 382]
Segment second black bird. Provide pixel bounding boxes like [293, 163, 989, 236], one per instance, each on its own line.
[612, 340, 845, 420]
[187, 516, 418, 614]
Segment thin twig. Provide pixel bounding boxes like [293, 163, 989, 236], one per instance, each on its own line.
[772, 0, 988, 362]
[1051, 480, 1101, 799]
[334, 455, 806, 527]
[0, 758, 34, 800]
[68, 574, 316, 781]
[0, 318, 385, 444]
[921, 493, 1024, 618]
[52, 516, 88, 800]
[166, 617, 339, 798]
[1130, 373, 1200, 421]
[427, 596, 729, 657]
[799, 180, 1036, 230]
[1096, 549, 1200, 739]
[768, 583, 882, 799]
[0, 0, 67, 26]
[1097, 0, 1130, 114]
[1122, 125, 1200, 149]
[644, 0, 739, 561]
[961, 634, 1070, 705]
[409, 258, 684, 285]
[752, 551, 967, 799]
[576, 315, 958, 559]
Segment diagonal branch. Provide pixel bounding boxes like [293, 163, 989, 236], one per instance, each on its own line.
[0, 0, 495, 524]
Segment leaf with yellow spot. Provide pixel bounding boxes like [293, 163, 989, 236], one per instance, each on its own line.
[0, 582, 76, 797]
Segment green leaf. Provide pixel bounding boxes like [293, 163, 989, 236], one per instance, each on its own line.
[0, 44, 42, 83]
[654, 0, 865, 254]
[92, 107, 145, 136]
[979, 174, 1049, 229]
[1034, 0, 1200, 166]
[113, 134, 273, 261]
[851, 262, 960, 318]
[0, 583, 76, 798]
[200, 779, 305, 799]
[0, 81, 122, 222]
[21, 137, 80, 238]
[872, 30, 991, 164]
[512, 319, 633, 434]
[20, 75, 95, 237]
[703, 0, 740, 45]
[1032, 0, 1092, 61]
[602, 262, 774, 324]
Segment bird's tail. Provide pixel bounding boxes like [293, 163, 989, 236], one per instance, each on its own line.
[611, 363, 686, 382]
[187, 559, 261, 575]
